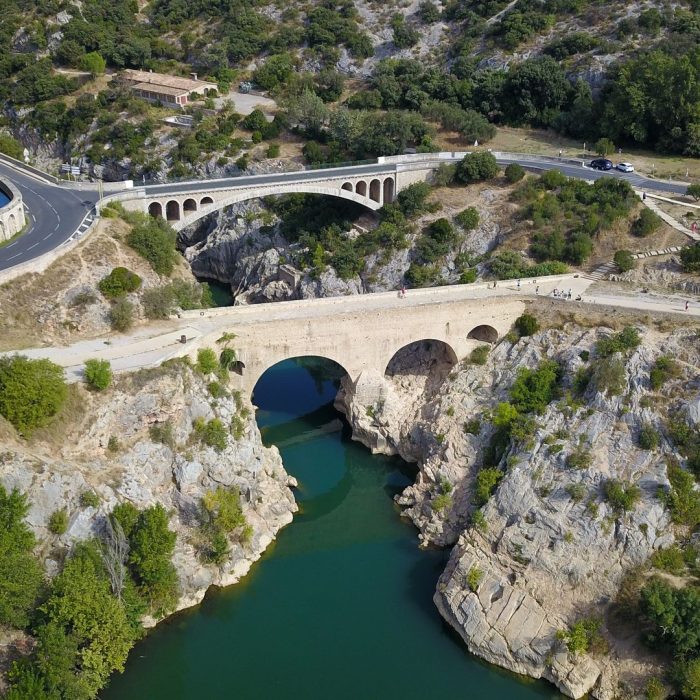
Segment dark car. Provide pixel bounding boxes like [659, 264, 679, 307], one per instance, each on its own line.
[589, 158, 613, 170]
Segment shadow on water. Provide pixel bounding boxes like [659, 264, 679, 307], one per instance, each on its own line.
[100, 356, 564, 700]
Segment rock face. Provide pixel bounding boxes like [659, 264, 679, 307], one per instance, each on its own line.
[338, 323, 697, 698]
[0, 363, 297, 621]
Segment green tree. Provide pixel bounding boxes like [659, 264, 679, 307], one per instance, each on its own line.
[126, 216, 178, 276]
[505, 163, 525, 183]
[595, 138, 615, 156]
[455, 207, 480, 230]
[515, 313, 539, 337]
[0, 486, 44, 629]
[0, 356, 67, 436]
[474, 468, 504, 505]
[681, 242, 700, 273]
[196, 348, 218, 374]
[83, 359, 112, 391]
[98, 267, 141, 298]
[613, 250, 635, 272]
[254, 53, 296, 90]
[456, 152, 499, 183]
[688, 184, 700, 201]
[0, 134, 24, 160]
[79, 51, 106, 76]
[510, 360, 559, 414]
[632, 209, 662, 237]
[109, 298, 134, 332]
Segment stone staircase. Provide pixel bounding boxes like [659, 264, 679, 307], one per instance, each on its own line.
[585, 245, 687, 281]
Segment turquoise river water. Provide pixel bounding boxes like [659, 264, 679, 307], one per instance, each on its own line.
[101, 358, 562, 699]
[0, 191, 9, 208]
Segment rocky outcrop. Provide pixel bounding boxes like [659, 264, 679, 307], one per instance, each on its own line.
[339, 323, 696, 698]
[0, 363, 297, 621]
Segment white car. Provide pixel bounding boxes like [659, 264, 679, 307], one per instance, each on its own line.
[616, 162, 634, 173]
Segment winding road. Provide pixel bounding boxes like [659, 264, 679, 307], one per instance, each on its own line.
[0, 152, 693, 275]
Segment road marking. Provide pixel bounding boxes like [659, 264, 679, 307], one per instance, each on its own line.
[43, 233, 52, 240]
[7, 253, 21, 260]
[6, 242, 17, 248]
[27, 243, 38, 250]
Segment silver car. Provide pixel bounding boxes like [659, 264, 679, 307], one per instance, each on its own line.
[616, 162, 634, 173]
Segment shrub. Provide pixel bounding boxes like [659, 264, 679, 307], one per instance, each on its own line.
[566, 483, 586, 502]
[432, 492, 452, 513]
[0, 486, 44, 629]
[680, 243, 700, 273]
[638, 423, 660, 450]
[596, 327, 641, 357]
[84, 359, 112, 391]
[110, 298, 134, 332]
[510, 360, 559, 414]
[454, 207, 480, 230]
[266, 143, 280, 158]
[149, 421, 175, 449]
[604, 479, 641, 513]
[614, 250, 635, 273]
[467, 566, 484, 592]
[219, 347, 237, 369]
[688, 183, 700, 201]
[193, 417, 228, 452]
[126, 216, 178, 276]
[650, 355, 679, 390]
[208, 381, 226, 398]
[79, 491, 100, 508]
[591, 356, 626, 396]
[0, 356, 67, 436]
[632, 209, 662, 237]
[98, 267, 141, 298]
[470, 346, 489, 365]
[196, 348, 218, 375]
[595, 138, 615, 156]
[202, 487, 245, 533]
[48, 508, 69, 535]
[557, 617, 602, 655]
[651, 545, 685, 575]
[566, 446, 592, 470]
[474, 467, 504, 505]
[464, 418, 481, 435]
[456, 151, 499, 183]
[515, 313, 539, 337]
[505, 162, 525, 183]
[660, 461, 700, 528]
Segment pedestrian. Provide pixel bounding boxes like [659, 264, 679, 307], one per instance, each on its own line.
[553, 288, 558, 297]
[517, 278, 521, 290]
[401, 285, 406, 298]
[536, 285, 539, 295]
[568, 288, 572, 299]
[686, 300, 690, 311]
[558, 149, 562, 158]
[642, 192, 646, 201]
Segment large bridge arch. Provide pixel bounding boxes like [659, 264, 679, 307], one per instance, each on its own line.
[152, 183, 383, 231]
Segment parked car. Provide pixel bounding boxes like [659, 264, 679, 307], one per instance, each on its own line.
[589, 158, 613, 170]
[616, 162, 635, 173]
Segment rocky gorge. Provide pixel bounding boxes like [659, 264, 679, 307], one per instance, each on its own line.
[337, 311, 700, 699]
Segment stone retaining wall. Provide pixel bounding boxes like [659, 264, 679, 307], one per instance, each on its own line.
[0, 178, 25, 242]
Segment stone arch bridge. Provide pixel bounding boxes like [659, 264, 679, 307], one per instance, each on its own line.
[177, 287, 529, 396]
[116, 156, 455, 230]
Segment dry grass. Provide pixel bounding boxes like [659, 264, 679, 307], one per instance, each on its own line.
[27, 384, 89, 450]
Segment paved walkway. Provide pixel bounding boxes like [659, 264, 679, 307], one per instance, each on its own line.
[7, 273, 700, 383]
[638, 192, 699, 241]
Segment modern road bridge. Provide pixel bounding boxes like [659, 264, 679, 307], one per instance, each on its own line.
[0, 151, 693, 275]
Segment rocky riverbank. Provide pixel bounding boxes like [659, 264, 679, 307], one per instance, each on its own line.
[337, 319, 700, 698]
[0, 362, 297, 626]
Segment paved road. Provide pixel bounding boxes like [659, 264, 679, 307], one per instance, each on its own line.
[9, 274, 700, 382]
[0, 152, 692, 274]
[0, 162, 98, 272]
[142, 153, 691, 198]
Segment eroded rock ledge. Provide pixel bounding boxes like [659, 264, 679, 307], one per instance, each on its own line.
[338, 323, 699, 698]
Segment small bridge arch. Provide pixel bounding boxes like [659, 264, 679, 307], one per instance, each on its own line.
[467, 324, 499, 343]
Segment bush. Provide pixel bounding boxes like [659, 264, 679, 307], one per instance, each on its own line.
[614, 250, 635, 273]
[638, 423, 659, 450]
[464, 418, 481, 435]
[79, 491, 100, 508]
[196, 348, 218, 375]
[48, 508, 69, 535]
[98, 267, 141, 298]
[0, 486, 44, 629]
[504, 162, 525, 183]
[566, 483, 586, 502]
[110, 298, 135, 332]
[566, 446, 592, 470]
[84, 359, 112, 391]
[651, 545, 685, 575]
[202, 487, 245, 533]
[557, 617, 602, 655]
[149, 420, 175, 449]
[510, 360, 559, 414]
[650, 355, 680, 389]
[0, 133, 24, 160]
[126, 216, 178, 276]
[681, 242, 700, 273]
[0, 356, 67, 436]
[515, 313, 539, 337]
[632, 209, 662, 237]
[220, 347, 237, 369]
[266, 143, 280, 158]
[467, 566, 484, 592]
[604, 479, 641, 512]
[454, 207, 480, 230]
[595, 138, 615, 156]
[688, 183, 700, 202]
[456, 152, 499, 183]
[591, 356, 626, 396]
[193, 417, 228, 452]
[474, 467, 504, 505]
[661, 462, 700, 528]
[596, 326, 641, 357]
[470, 346, 490, 365]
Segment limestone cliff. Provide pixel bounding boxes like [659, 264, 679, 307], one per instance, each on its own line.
[338, 322, 699, 698]
[0, 362, 297, 622]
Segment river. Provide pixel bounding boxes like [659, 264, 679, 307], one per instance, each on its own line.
[102, 358, 562, 699]
[0, 191, 9, 208]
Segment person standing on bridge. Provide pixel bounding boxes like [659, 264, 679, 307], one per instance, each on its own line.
[517, 278, 521, 290]
[686, 300, 690, 311]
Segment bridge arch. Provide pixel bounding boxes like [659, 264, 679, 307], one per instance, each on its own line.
[383, 339, 458, 379]
[356, 181, 367, 197]
[383, 177, 394, 203]
[467, 324, 499, 343]
[183, 198, 197, 214]
[342, 182, 353, 192]
[166, 200, 181, 222]
[369, 179, 381, 203]
[148, 202, 163, 218]
[201, 196, 214, 206]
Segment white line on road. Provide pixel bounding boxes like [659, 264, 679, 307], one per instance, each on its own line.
[27, 243, 38, 250]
